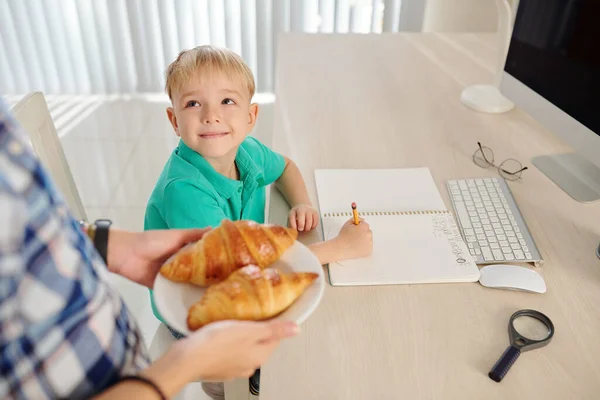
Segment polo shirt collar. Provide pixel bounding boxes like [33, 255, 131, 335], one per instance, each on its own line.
[176, 140, 263, 199]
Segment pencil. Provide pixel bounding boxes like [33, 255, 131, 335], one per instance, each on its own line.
[352, 202, 359, 225]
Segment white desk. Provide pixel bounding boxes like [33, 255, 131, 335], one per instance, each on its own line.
[262, 33, 600, 399]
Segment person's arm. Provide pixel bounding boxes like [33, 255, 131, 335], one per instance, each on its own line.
[308, 240, 347, 266]
[274, 157, 319, 232]
[244, 137, 318, 232]
[93, 346, 193, 399]
[275, 157, 312, 209]
[93, 320, 299, 399]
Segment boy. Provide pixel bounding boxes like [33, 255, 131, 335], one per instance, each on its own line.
[145, 45, 372, 399]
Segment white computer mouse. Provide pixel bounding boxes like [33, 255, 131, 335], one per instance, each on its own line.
[479, 264, 546, 294]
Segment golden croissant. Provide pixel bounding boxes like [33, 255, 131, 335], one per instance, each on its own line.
[187, 265, 318, 330]
[160, 219, 297, 286]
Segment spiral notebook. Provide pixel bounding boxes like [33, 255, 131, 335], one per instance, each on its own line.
[315, 168, 480, 286]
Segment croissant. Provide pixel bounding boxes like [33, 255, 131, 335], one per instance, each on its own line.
[187, 265, 318, 330]
[160, 219, 297, 286]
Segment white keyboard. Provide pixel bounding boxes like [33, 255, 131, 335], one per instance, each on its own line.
[446, 178, 542, 265]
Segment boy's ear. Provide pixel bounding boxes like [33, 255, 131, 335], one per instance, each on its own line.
[166, 107, 180, 137]
[248, 103, 259, 131]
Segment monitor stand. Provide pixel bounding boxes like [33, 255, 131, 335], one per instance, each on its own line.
[533, 153, 600, 203]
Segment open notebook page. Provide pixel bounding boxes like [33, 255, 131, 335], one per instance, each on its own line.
[322, 212, 479, 285]
[315, 168, 480, 286]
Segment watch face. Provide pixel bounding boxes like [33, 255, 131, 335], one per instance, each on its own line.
[95, 219, 112, 228]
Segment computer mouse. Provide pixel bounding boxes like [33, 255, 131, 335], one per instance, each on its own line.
[479, 264, 546, 294]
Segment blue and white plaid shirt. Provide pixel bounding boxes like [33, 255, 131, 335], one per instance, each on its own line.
[0, 99, 149, 399]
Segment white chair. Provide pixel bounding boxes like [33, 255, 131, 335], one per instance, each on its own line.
[11, 92, 87, 221]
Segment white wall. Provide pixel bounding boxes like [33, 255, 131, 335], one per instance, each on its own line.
[417, 0, 520, 33]
[422, 0, 499, 32]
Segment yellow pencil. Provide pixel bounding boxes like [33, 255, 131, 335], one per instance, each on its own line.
[352, 202, 359, 225]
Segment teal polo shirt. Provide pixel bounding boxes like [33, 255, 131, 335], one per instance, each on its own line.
[144, 136, 286, 325]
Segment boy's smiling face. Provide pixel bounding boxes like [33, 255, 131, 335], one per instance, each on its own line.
[167, 71, 258, 162]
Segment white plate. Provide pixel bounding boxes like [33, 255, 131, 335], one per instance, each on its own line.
[153, 241, 325, 335]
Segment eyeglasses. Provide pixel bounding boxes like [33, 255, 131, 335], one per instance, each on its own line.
[473, 142, 528, 181]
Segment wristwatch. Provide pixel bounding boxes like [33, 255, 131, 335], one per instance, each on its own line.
[93, 219, 112, 264]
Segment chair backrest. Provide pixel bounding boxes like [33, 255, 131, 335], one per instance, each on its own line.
[11, 92, 88, 221]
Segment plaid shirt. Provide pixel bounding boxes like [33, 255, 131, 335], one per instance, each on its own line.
[0, 99, 149, 399]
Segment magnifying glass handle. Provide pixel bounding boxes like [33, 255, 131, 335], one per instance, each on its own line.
[489, 345, 521, 382]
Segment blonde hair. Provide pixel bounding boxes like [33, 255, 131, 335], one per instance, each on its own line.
[165, 45, 255, 100]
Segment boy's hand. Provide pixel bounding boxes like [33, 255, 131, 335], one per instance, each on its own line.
[335, 218, 373, 260]
[288, 204, 319, 232]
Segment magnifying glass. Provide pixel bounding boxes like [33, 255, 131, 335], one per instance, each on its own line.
[489, 309, 555, 382]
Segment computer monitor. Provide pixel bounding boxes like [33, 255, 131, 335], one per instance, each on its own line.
[500, 0, 600, 203]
